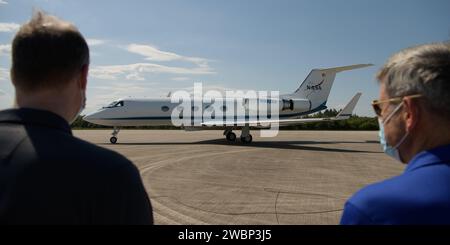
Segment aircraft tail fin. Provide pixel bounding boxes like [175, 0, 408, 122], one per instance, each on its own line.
[292, 64, 372, 109]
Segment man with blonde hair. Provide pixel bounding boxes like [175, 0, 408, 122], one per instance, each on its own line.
[341, 42, 450, 224]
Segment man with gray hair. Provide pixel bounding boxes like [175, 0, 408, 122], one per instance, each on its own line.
[0, 12, 153, 224]
[341, 42, 450, 224]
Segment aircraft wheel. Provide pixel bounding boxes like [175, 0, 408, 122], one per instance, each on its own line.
[110, 136, 118, 144]
[241, 134, 253, 144]
[226, 132, 237, 142]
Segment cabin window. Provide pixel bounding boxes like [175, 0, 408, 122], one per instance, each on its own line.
[161, 106, 170, 112]
[204, 104, 214, 111]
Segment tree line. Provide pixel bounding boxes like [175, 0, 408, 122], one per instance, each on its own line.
[283, 109, 379, 130]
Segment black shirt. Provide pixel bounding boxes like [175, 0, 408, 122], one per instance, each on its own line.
[0, 108, 153, 224]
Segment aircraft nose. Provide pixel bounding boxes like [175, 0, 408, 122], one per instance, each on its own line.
[83, 111, 100, 123]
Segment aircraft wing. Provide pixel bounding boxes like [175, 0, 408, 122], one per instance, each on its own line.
[201, 93, 362, 127]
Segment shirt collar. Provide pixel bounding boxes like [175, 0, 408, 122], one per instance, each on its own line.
[405, 144, 450, 173]
[0, 108, 72, 135]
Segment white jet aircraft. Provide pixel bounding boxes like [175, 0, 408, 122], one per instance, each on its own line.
[84, 64, 372, 144]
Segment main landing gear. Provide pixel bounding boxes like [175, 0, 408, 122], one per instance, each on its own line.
[240, 124, 253, 144]
[110, 127, 120, 144]
[223, 125, 253, 144]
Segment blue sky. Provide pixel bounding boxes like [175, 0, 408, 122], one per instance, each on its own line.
[0, 0, 449, 115]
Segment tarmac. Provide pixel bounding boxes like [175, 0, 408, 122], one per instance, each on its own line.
[73, 130, 404, 224]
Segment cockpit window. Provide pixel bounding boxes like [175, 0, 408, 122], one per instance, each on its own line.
[103, 101, 124, 108]
[105, 101, 117, 108]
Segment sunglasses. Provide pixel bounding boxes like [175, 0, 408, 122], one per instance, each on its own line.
[371, 94, 423, 117]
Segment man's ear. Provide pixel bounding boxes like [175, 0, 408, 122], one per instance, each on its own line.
[79, 64, 88, 90]
[403, 98, 420, 133]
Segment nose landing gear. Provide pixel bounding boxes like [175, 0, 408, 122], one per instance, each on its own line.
[110, 127, 120, 144]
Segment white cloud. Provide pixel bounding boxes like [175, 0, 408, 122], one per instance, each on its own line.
[82, 41, 217, 81]
[89, 43, 216, 80]
[125, 44, 212, 70]
[90, 62, 215, 80]
[90, 82, 160, 96]
[172, 77, 191, 81]
[86, 38, 107, 46]
[0, 22, 20, 32]
[0, 44, 11, 57]
[126, 44, 182, 62]
[125, 72, 145, 81]
[0, 0, 7, 5]
[182, 84, 247, 96]
[0, 67, 9, 81]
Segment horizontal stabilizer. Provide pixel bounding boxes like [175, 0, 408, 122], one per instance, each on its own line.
[336, 92, 362, 119]
[317, 64, 373, 73]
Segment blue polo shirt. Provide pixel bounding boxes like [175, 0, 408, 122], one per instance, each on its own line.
[340, 144, 450, 225]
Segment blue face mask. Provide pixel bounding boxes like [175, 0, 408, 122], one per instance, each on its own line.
[378, 102, 409, 162]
